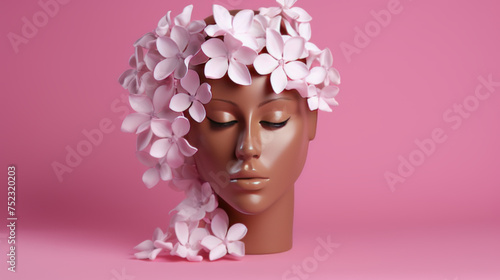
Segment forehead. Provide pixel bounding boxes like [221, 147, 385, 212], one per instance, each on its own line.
[205, 73, 302, 107]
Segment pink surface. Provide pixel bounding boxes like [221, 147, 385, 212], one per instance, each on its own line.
[1, 0, 499, 279]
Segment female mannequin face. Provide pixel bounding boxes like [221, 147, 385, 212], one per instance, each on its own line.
[186, 72, 317, 215]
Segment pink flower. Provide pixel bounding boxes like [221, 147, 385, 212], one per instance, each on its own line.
[253, 29, 309, 93]
[174, 182, 218, 222]
[171, 222, 209, 261]
[202, 33, 258, 86]
[201, 210, 247, 261]
[307, 85, 339, 112]
[169, 70, 212, 123]
[170, 163, 199, 192]
[134, 227, 171, 260]
[118, 46, 148, 95]
[205, 6, 261, 49]
[156, 5, 206, 37]
[154, 26, 203, 80]
[317, 48, 341, 86]
[260, 0, 312, 23]
[121, 85, 179, 150]
[149, 116, 197, 168]
[136, 151, 172, 188]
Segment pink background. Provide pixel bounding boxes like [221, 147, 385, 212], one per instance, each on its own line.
[1, 0, 499, 279]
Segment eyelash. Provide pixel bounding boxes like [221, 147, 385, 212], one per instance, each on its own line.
[207, 117, 290, 129]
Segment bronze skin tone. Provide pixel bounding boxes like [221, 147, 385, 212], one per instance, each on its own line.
[185, 71, 317, 254]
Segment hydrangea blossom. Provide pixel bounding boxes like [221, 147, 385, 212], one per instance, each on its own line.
[119, 0, 340, 262]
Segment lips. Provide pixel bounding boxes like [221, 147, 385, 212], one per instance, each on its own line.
[229, 171, 269, 191]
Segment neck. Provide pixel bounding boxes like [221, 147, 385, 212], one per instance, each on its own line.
[218, 187, 294, 254]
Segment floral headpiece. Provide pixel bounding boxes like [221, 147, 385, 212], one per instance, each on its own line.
[119, 0, 340, 262]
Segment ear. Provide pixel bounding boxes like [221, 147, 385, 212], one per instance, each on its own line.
[307, 108, 318, 141]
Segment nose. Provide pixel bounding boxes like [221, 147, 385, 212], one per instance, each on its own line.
[235, 122, 262, 160]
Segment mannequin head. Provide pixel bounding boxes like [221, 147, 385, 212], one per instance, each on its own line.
[120, 2, 340, 259]
[186, 69, 317, 215]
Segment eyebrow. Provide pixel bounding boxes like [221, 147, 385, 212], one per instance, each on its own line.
[210, 97, 293, 108]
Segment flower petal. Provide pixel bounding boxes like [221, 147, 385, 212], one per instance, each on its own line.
[137, 128, 153, 151]
[189, 228, 209, 250]
[270, 67, 288, 94]
[121, 113, 149, 133]
[177, 137, 198, 157]
[211, 211, 229, 240]
[253, 53, 278, 75]
[290, 7, 312, 22]
[150, 138, 171, 158]
[226, 223, 247, 241]
[306, 66, 326, 85]
[153, 85, 174, 112]
[156, 37, 179, 58]
[174, 5, 193, 27]
[154, 57, 179, 80]
[159, 163, 173, 181]
[169, 93, 192, 112]
[175, 222, 189, 245]
[213, 5, 232, 30]
[170, 26, 189, 52]
[189, 101, 206, 123]
[307, 96, 319, 111]
[228, 61, 252, 86]
[172, 116, 190, 136]
[143, 167, 160, 189]
[284, 61, 309, 80]
[266, 29, 284, 60]
[204, 57, 229, 79]
[233, 9, 254, 33]
[129, 95, 153, 114]
[201, 235, 222, 252]
[227, 240, 245, 257]
[283, 37, 305, 61]
[196, 83, 212, 104]
[328, 68, 341, 85]
[167, 144, 184, 168]
[209, 243, 228, 261]
[150, 119, 172, 138]
[154, 240, 173, 251]
[134, 240, 154, 251]
[180, 70, 200, 95]
[202, 38, 227, 58]
[232, 46, 257, 65]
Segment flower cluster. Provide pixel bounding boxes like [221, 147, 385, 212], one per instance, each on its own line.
[119, 0, 340, 262]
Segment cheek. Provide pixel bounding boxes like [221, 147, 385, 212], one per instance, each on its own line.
[261, 121, 309, 179]
[188, 125, 237, 183]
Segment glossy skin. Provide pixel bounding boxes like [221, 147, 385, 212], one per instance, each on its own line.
[186, 72, 317, 216]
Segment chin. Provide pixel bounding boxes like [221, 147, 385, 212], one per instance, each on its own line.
[225, 193, 274, 215]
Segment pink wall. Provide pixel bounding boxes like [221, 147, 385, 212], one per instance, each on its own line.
[1, 0, 499, 279]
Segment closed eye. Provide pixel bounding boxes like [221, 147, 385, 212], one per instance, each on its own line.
[260, 117, 290, 129]
[207, 117, 237, 129]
